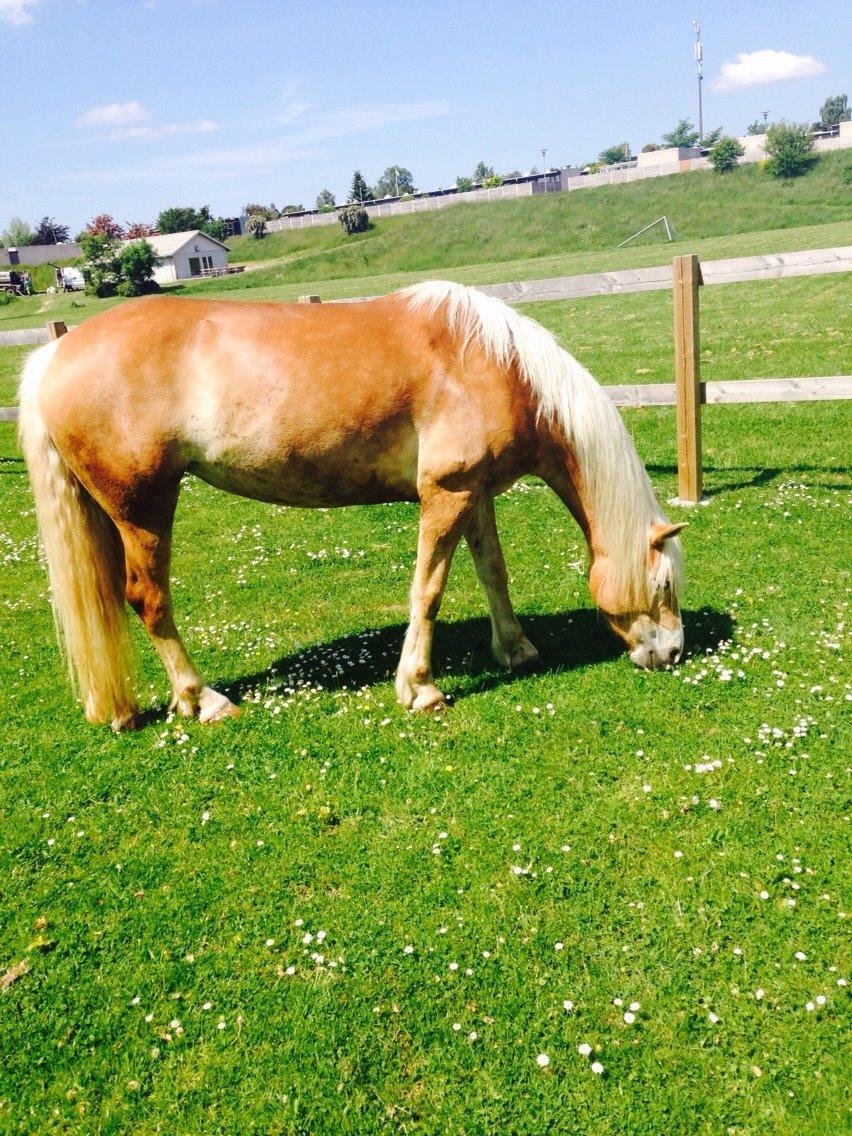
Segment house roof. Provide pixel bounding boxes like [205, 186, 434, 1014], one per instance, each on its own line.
[127, 230, 230, 258]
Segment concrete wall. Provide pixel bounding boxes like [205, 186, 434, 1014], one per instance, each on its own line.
[0, 241, 81, 267]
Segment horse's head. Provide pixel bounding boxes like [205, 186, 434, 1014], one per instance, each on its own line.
[589, 521, 687, 670]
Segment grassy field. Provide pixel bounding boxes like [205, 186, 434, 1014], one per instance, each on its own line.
[0, 254, 850, 1133]
[0, 149, 850, 335]
[221, 152, 852, 285]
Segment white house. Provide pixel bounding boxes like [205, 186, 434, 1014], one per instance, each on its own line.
[131, 230, 230, 285]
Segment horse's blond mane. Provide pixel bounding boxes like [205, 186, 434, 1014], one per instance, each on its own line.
[401, 280, 684, 607]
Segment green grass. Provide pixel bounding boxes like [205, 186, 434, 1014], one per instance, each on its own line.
[0, 149, 850, 334]
[0, 268, 849, 1133]
[2, 219, 850, 336]
[223, 152, 852, 284]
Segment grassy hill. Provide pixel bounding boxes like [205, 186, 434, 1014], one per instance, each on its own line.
[224, 151, 852, 289]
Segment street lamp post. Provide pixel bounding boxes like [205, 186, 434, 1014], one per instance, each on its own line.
[541, 148, 547, 192]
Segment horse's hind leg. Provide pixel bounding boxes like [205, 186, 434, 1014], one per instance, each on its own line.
[396, 485, 473, 712]
[117, 513, 239, 723]
[465, 497, 539, 671]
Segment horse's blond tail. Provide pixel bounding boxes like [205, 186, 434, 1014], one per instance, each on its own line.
[18, 342, 138, 728]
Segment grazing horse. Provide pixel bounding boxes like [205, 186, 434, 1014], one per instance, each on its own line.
[18, 282, 685, 730]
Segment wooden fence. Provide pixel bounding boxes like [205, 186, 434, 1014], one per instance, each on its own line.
[2, 249, 850, 499]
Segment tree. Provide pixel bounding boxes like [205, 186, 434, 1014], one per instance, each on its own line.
[504, 170, 523, 179]
[817, 93, 849, 129]
[338, 205, 370, 235]
[279, 204, 304, 215]
[247, 215, 267, 239]
[83, 214, 125, 240]
[2, 217, 35, 246]
[764, 121, 815, 178]
[661, 118, 700, 148]
[316, 189, 336, 211]
[455, 176, 474, 192]
[746, 119, 769, 135]
[156, 205, 227, 241]
[598, 142, 630, 165]
[79, 232, 122, 297]
[33, 217, 70, 244]
[472, 161, 495, 182]
[125, 221, 154, 239]
[709, 136, 745, 173]
[242, 203, 279, 221]
[348, 171, 374, 203]
[641, 143, 660, 153]
[482, 174, 503, 188]
[116, 240, 158, 296]
[703, 126, 724, 147]
[374, 165, 415, 197]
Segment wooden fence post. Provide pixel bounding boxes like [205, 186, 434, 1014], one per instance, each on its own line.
[672, 254, 703, 503]
[46, 320, 68, 340]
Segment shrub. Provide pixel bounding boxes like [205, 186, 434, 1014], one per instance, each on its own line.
[338, 206, 370, 235]
[765, 121, 815, 179]
[709, 136, 745, 173]
[247, 215, 267, 239]
[79, 232, 121, 297]
[482, 174, 503, 188]
[117, 240, 158, 296]
[455, 177, 474, 192]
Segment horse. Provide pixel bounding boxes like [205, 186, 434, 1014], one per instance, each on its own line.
[18, 281, 685, 730]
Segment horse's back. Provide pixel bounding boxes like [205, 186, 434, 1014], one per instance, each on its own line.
[37, 293, 537, 509]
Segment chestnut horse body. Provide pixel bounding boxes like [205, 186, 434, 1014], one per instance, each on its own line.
[19, 283, 685, 729]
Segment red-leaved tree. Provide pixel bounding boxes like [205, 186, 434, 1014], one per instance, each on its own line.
[84, 214, 125, 240]
[125, 221, 154, 238]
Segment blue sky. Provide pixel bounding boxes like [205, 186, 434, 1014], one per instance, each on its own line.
[2, 0, 849, 234]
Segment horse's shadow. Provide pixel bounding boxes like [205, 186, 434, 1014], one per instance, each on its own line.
[220, 605, 734, 706]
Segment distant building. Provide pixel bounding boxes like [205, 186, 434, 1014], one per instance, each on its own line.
[130, 230, 229, 284]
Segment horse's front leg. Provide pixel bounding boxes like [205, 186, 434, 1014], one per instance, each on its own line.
[465, 497, 539, 671]
[396, 485, 473, 712]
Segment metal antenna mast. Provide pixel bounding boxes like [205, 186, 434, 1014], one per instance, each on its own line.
[694, 21, 704, 147]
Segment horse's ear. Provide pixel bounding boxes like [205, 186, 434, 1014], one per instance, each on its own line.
[651, 521, 687, 550]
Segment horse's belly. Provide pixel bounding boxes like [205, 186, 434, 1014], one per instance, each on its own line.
[187, 428, 420, 507]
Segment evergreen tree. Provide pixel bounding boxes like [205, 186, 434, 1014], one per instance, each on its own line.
[348, 171, 374, 203]
[316, 189, 336, 210]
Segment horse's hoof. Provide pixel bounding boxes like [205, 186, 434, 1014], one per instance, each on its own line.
[510, 644, 541, 673]
[411, 685, 448, 713]
[198, 687, 240, 723]
[110, 708, 142, 733]
[494, 637, 540, 672]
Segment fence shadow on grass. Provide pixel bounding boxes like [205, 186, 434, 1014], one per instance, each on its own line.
[645, 463, 851, 495]
[221, 605, 733, 707]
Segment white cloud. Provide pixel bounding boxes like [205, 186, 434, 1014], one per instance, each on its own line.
[111, 119, 219, 141]
[282, 100, 449, 149]
[76, 101, 151, 128]
[713, 49, 827, 92]
[0, 0, 38, 24]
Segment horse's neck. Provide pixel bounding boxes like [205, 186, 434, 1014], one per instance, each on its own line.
[536, 436, 599, 556]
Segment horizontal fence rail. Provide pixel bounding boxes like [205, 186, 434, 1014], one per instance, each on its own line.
[608, 376, 852, 407]
[476, 245, 852, 304]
